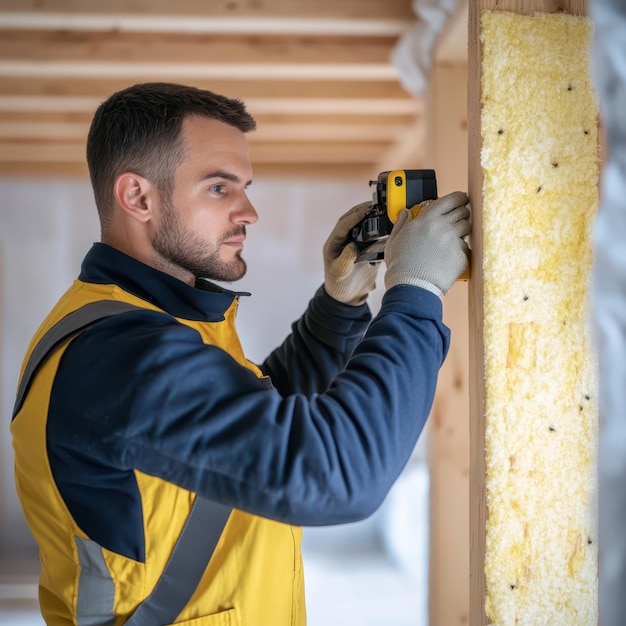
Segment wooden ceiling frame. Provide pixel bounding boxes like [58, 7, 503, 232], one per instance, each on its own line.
[0, 0, 431, 179]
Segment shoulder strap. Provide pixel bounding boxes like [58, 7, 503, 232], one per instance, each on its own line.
[13, 300, 143, 419]
[13, 300, 233, 624]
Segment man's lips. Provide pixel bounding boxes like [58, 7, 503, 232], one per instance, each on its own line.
[222, 227, 246, 249]
[223, 236, 245, 247]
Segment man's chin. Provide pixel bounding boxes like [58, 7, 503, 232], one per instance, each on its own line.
[211, 258, 247, 283]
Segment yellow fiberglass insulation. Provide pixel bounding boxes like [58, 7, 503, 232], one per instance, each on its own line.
[480, 11, 599, 625]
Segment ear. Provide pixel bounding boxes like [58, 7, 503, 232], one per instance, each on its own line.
[113, 172, 155, 224]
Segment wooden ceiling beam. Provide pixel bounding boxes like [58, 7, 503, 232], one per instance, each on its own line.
[250, 141, 388, 163]
[0, 139, 389, 165]
[435, 0, 469, 64]
[0, 61, 398, 81]
[0, 141, 86, 162]
[250, 162, 375, 179]
[0, 95, 420, 116]
[0, 121, 411, 143]
[0, 0, 415, 21]
[0, 77, 412, 101]
[254, 113, 419, 126]
[0, 160, 89, 177]
[0, 161, 374, 181]
[0, 30, 399, 67]
[0, 15, 410, 37]
[0, 110, 418, 127]
[0, 121, 88, 141]
[246, 98, 419, 115]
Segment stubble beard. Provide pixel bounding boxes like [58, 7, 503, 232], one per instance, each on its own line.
[151, 197, 247, 283]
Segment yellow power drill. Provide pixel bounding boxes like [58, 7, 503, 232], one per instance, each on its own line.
[351, 169, 470, 280]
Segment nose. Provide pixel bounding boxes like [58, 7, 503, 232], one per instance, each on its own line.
[233, 193, 259, 225]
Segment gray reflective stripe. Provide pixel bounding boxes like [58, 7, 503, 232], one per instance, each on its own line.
[125, 497, 232, 626]
[75, 537, 116, 626]
[75, 501, 232, 626]
[12, 300, 143, 419]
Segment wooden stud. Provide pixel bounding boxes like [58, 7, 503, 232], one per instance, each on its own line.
[427, 62, 471, 626]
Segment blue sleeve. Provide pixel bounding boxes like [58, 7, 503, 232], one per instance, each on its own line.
[49, 284, 449, 527]
[262, 286, 372, 396]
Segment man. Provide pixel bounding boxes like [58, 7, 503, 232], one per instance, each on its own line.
[11, 82, 470, 625]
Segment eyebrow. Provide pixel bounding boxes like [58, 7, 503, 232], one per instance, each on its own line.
[201, 169, 253, 187]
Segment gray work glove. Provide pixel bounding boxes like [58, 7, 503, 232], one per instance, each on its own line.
[323, 201, 379, 306]
[384, 191, 471, 296]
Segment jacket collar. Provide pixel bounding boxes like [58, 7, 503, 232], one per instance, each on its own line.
[78, 243, 248, 322]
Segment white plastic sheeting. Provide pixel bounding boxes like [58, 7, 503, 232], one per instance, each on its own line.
[590, 0, 626, 623]
[391, 0, 461, 96]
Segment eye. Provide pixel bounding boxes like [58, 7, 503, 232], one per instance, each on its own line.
[209, 184, 225, 195]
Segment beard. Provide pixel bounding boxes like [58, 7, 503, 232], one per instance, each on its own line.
[151, 197, 247, 282]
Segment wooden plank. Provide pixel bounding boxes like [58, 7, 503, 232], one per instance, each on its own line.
[0, 121, 89, 140]
[0, 30, 398, 66]
[436, 0, 469, 64]
[0, 141, 87, 162]
[0, 120, 410, 143]
[252, 124, 409, 143]
[0, 111, 95, 124]
[0, 0, 415, 21]
[468, 1, 590, 625]
[250, 141, 387, 163]
[0, 160, 87, 176]
[0, 95, 420, 116]
[0, 111, 418, 127]
[0, 61, 398, 82]
[252, 162, 373, 179]
[474, 0, 586, 13]
[252, 113, 419, 127]
[0, 160, 372, 181]
[0, 15, 410, 37]
[207, 99, 415, 116]
[0, 77, 413, 100]
[0, 140, 388, 165]
[467, 3, 486, 624]
[427, 63, 471, 626]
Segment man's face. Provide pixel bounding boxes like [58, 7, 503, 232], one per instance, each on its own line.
[151, 115, 257, 284]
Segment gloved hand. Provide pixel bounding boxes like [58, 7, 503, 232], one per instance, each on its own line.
[323, 201, 379, 306]
[384, 191, 471, 296]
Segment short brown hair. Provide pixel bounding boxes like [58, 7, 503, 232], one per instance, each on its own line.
[86, 82, 256, 231]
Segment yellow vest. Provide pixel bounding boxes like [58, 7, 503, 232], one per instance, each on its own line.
[11, 279, 305, 626]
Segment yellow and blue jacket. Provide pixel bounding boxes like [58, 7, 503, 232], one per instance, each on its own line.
[11, 243, 449, 625]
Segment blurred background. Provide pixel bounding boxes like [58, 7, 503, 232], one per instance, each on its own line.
[0, 2, 470, 625]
